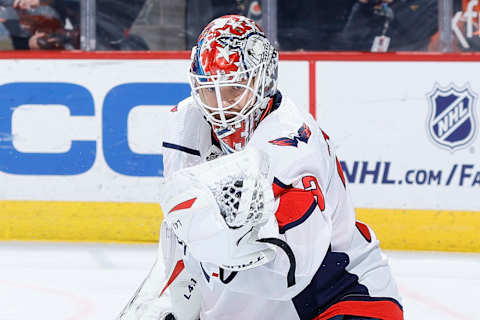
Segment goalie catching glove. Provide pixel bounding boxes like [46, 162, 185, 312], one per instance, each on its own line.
[160, 147, 279, 271]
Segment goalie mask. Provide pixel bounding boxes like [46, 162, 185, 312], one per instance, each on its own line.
[189, 15, 278, 153]
[161, 147, 278, 271]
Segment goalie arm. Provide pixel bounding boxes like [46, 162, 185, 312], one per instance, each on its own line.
[161, 147, 335, 301]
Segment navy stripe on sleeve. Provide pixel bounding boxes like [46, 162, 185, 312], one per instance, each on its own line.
[162, 142, 201, 156]
[273, 177, 292, 189]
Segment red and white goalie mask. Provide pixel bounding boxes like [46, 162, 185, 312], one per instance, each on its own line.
[189, 15, 278, 153]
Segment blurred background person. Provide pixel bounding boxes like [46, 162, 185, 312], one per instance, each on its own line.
[0, 0, 80, 50]
[96, 0, 149, 50]
[277, 0, 354, 51]
[334, 0, 438, 51]
[184, 0, 439, 52]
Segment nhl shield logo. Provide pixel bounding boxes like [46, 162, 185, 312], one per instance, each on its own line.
[427, 84, 478, 151]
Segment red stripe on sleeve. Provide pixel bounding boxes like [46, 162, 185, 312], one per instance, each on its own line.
[314, 299, 403, 320]
[168, 198, 197, 214]
[160, 260, 185, 296]
[336, 157, 346, 188]
[355, 221, 372, 242]
[321, 130, 330, 141]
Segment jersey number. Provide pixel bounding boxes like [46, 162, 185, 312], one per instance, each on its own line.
[301, 176, 325, 212]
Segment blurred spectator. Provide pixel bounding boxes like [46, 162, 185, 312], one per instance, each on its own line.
[334, 0, 438, 51]
[185, 0, 356, 51]
[96, 0, 149, 50]
[277, 0, 355, 51]
[129, 0, 185, 50]
[1, 0, 39, 10]
[0, 0, 80, 50]
[0, 0, 152, 51]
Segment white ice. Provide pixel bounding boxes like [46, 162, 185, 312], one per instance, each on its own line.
[0, 242, 478, 320]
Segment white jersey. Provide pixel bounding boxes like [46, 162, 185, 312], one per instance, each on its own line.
[124, 92, 403, 320]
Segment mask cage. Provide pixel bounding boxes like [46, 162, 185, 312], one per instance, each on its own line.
[189, 62, 268, 128]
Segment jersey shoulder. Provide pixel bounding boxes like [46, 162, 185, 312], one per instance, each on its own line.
[249, 95, 334, 186]
[163, 96, 210, 146]
[170, 96, 201, 124]
[162, 96, 213, 178]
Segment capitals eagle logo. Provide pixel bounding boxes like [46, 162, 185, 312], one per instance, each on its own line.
[269, 123, 311, 147]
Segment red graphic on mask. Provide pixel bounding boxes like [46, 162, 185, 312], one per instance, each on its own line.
[217, 122, 249, 151]
[205, 15, 253, 40]
[201, 41, 240, 75]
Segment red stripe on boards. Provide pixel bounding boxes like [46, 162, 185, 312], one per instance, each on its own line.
[4, 50, 480, 61]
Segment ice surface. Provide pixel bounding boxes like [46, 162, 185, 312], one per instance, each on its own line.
[0, 242, 478, 320]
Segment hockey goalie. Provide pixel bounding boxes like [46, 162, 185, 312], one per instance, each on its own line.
[117, 14, 403, 320]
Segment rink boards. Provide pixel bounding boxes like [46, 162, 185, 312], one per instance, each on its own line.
[0, 52, 479, 252]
